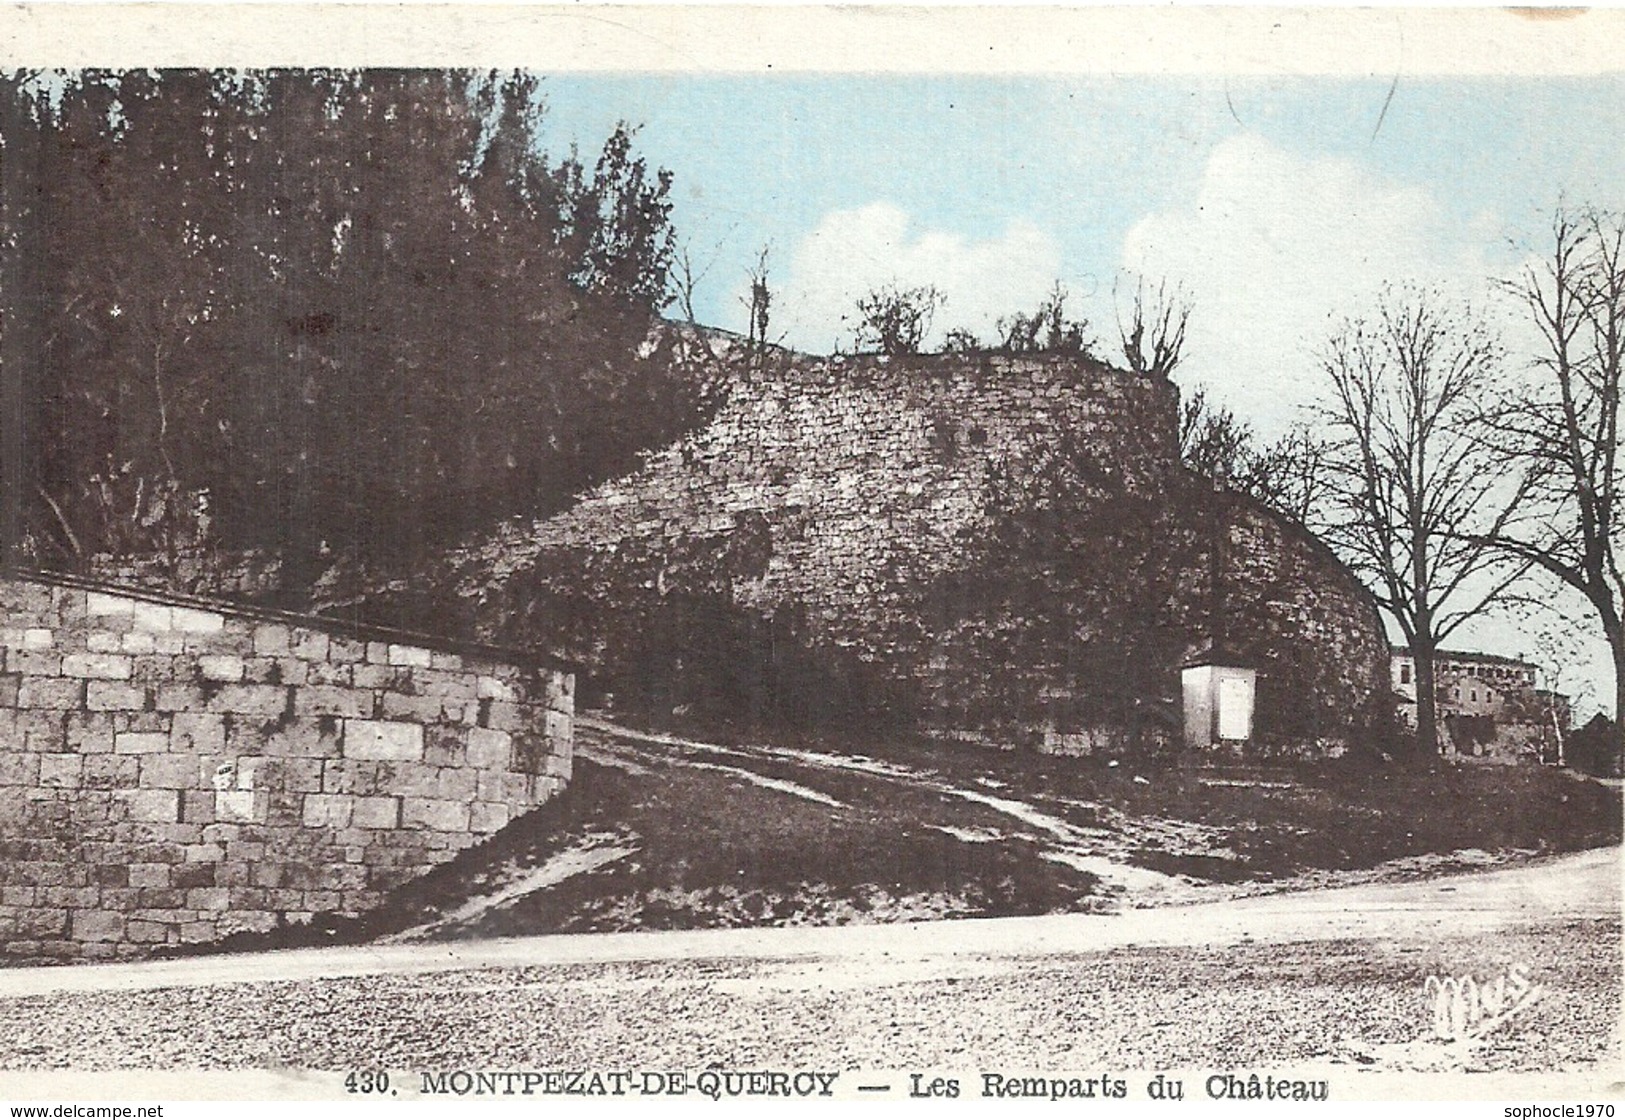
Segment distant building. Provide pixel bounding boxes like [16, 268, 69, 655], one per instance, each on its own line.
[1389, 647, 1569, 762]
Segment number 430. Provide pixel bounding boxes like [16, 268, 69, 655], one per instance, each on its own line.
[345, 1070, 391, 1094]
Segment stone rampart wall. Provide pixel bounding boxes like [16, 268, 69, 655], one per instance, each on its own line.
[465, 351, 1386, 752]
[0, 571, 572, 962]
[1218, 498, 1391, 753]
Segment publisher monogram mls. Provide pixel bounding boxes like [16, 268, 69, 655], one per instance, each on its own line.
[1424, 961, 1542, 1042]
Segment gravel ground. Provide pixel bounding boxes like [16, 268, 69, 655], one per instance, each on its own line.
[0, 917, 1614, 1074]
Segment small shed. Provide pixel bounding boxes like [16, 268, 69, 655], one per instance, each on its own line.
[1182, 648, 1257, 749]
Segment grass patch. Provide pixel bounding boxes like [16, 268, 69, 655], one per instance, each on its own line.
[705, 724, 1623, 878]
[406, 753, 1103, 938]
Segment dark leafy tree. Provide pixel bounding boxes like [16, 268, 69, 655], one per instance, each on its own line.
[10, 69, 703, 609]
[25, 69, 233, 572]
[552, 122, 676, 308]
[0, 72, 49, 567]
[1178, 386, 1255, 484]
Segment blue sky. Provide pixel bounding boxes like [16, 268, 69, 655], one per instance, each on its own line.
[535, 76, 1623, 363]
[535, 73, 1625, 714]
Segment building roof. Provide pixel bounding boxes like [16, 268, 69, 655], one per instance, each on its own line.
[1389, 645, 1536, 670]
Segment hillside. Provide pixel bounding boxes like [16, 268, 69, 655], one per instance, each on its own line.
[185, 714, 1622, 954]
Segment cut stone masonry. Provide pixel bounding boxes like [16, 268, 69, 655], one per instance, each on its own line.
[0, 571, 573, 962]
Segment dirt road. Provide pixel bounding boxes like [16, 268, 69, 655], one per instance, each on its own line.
[0, 847, 1613, 1081]
[0, 847, 1612, 1000]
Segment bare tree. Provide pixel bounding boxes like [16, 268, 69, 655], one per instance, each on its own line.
[1248, 424, 1332, 529]
[1117, 277, 1190, 380]
[1178, 386, 1255, 483]
[854, 283, 944, 356]
[1178, 387, 1329, 526]
[672, 242, 708, 324]
[1476, 207, 1625, 738]
[1317, 289, 1532, 754]
[740, 245, 774, 360]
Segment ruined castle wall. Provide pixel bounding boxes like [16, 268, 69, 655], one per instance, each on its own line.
[480, 352, 1179, 641]
[0, 572, 573, 962]
[1219, 498, 1391, 754]
[728, 355, 1181, 638]
[473, 351, 1386, 752]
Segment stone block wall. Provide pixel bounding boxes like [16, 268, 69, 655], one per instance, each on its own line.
[0, 571, 572, 962]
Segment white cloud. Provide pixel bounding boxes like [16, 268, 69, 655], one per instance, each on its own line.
[765, 202, 1062, 353]
[1120, 132, 1498, 436]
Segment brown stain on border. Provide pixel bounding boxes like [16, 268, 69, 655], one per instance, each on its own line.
[1507, 7, 1588, 20]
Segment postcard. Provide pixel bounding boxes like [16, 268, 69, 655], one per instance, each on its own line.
[0, 4, 1618, 1110]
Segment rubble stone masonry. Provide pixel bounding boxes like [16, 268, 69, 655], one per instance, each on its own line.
[0, 571, 572, 962]
[467, 351, 1387, 752]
